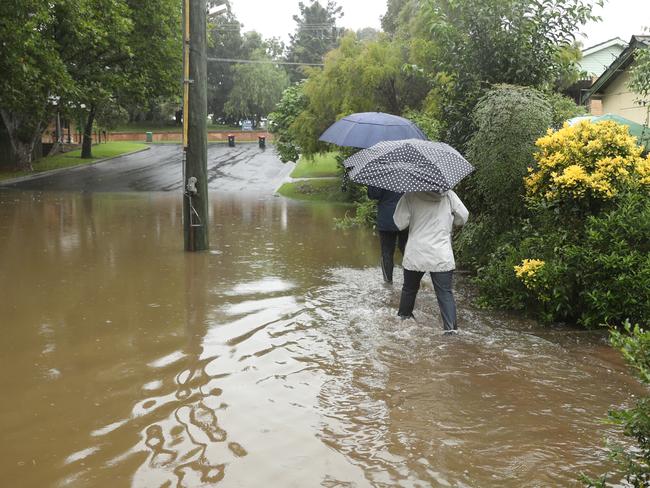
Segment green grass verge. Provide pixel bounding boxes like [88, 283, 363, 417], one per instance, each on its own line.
[0, 142, 147, 181]
[277, 179, 352, 204]
[290, 152, 340, 178]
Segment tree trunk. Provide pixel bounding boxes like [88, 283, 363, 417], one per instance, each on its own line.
[47, 112, 62, 156]
[81, 105, 97, 159]
[0, 108, 44, 172]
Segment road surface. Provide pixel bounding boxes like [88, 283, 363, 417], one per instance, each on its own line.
[2, 144, 293, 194]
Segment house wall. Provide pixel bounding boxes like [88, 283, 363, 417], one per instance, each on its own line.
[579, 45, 626, 77]
[602, 69, 649, 125]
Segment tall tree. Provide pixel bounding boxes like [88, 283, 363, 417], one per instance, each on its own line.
[289, 33, 431, 155]
[69, 0, 181, 158]
[0, 1, 75, 170]
[207, 1, 244, 124]
[224, 49, 289, 125]
[417, 0, 597, 148]
[120, 0, 182, 122]
[268, 81, 308, 163]
[380, 0, 424, 37]
[0, 0, 182, 167]
[62, 0, 133, 158]
[285, 1, 344, 82]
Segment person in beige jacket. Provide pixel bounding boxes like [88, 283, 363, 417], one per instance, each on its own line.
[393, 190, 469, 333]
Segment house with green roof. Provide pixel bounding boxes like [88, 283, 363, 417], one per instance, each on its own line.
[578, 37, 628, 78]
[583, 35, 650, 125]
[564, 38, 627, 106]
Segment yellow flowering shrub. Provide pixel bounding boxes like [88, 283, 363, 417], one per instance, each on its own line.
[514, 258, 551, 304]
[525, 120, 650, 205]
[514, 259, 545, 287]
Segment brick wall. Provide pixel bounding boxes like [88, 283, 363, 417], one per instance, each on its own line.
[107, 131, 273, 143]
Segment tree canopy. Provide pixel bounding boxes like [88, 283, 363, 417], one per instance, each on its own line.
[224, 50, 289, 125]
[285, 0, 344, 82]
[281, 34, 432, 156]
[417, 0, 596, 147]
[0, 1, 76, 169]
[0, 0, 182, 168]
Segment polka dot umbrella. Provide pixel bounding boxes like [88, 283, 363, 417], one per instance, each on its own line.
[344, 139, 475, 193]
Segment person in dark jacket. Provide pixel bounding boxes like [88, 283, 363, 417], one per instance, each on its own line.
[367, 186, 408, 283]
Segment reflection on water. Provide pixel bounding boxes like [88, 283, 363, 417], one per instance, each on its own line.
[0, 190, 641, 487]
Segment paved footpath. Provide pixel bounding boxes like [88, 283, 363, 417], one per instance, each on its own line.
[1, 144, 294, 194]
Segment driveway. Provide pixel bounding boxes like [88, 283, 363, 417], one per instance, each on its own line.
[1, 144, 293, 194]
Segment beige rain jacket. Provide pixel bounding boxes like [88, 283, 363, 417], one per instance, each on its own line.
[393, 191, 469, 272]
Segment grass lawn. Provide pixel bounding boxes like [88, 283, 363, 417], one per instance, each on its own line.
[0, 142, 147, 181]
[277, 178, 352, 204]
[290, 152, 340, 178]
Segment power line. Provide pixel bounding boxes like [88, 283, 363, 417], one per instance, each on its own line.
[209, 22, 341, 32]
[208, 57, 324, 66]
[212, 22, 339, 27]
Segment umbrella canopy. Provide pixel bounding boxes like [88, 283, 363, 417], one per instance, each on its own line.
[345, 139, 474, 193]
[319, 112, 427, 149]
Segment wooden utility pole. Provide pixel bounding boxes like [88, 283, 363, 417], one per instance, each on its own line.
[182, 0, 209, 251]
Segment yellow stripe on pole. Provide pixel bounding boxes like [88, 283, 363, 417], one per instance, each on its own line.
[182, 0, 190, 150]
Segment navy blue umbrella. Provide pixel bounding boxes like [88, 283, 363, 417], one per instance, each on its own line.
[319, 112, 427, 149]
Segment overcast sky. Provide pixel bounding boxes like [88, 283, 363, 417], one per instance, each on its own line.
[230, 0, 649, 49]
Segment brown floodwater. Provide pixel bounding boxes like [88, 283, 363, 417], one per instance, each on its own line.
[0, 190, 643, 487]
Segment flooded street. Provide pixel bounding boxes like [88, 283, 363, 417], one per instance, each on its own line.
[0, 189, 643, 487]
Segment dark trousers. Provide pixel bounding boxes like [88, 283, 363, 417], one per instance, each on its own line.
[378, 229, 408, 283]
[398, 269, 457, 330]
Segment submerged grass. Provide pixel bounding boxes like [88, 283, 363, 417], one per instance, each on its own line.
[0, 142, 148, 181]
[277, 179, 351, 204]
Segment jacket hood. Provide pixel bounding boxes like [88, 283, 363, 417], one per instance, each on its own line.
[413, 191, 446, 202]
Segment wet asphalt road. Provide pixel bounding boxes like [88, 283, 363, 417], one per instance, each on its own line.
[1, 144, 293, 194]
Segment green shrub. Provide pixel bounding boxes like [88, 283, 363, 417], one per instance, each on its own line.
[402, 108, 441, 140]
[473, 111, 650, 328]
[582, 323, 650, 487]
[486, 191, 650, 327]
[268, 82, 308, 163]
[335, 149, 367, 203]
[473, 242, 530, 311]
[335, 195, 377, 229]
[472, 222, 576, 320]
[525, 120, 650, 220]
[465, 84, 552, 223]
[564, 192, 650, 327]
[456, 213, 511, 270]
[545, 91, 586, 129]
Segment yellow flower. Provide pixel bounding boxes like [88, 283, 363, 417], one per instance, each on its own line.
[527, 120, 647, 204]
[514, 259, 545, 288]
[635, 155, 650, 186]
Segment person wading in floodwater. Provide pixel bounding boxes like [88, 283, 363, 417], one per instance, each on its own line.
[367, 186, 408, 283]
[393, 190, 468, 334]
